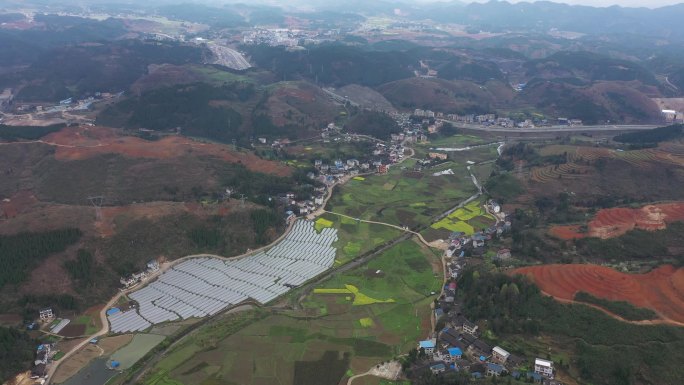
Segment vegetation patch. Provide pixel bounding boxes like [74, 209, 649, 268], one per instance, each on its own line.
[485, 173, 524, 201]
[0, 228, 82, 288]
[293, 351, 350, 385]
[574, 291, 659, 321]
[359, 318, 375, 328]
[313, 285, 396, 306]
[314, 218, 334, 232]
[144, 370, 184, 385]
[0, 123, 66, 141]
[110, 334, 166, 370]
[353, 176, 366, 181]
[430, 201, 492, 235]
[458, 269, 684, 385]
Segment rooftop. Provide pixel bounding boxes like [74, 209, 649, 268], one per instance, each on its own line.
[493, 346, 510, 357]
[535, 358, 553, 367]
[419, 339, 436, 349]
[448, 347, 463, 356]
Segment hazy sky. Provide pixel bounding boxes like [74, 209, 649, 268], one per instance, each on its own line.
[467, 0, 683, 7]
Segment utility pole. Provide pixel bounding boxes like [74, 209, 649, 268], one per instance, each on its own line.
[87, 196, 105, 221]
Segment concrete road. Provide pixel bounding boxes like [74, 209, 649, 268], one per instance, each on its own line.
[445, 121, 660, 133]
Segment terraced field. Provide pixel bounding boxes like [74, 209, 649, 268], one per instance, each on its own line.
[549, 202, 684, 239]
[530, 163, 593, 182]
[513, 264, 684, 324]
[531, 144, 684, 184]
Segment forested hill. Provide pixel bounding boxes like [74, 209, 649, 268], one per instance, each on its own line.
[0, 327, 35, 383]
[0, 229, 82, 289]
[244, 44, 415, 87]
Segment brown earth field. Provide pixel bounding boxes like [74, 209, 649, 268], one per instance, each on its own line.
[52, 334, 133, 384]
[512, 264, 684, 324]
[523, 144, 684, 202]
[549, 202, 684, 240]
[40, 125, 291, 176]
[0, 190, 246, 238]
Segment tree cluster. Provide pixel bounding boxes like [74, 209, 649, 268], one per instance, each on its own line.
[0, 228, 82, 288]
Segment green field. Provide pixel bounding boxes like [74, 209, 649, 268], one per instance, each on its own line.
[110, 334, 166, 370]
[141, 240, 441, 385]
[71, 315, 99, 335]
[413, 134, 492, 158]
[327, 159, 478, 229]
[316, 213, 402, 265]
[429, 200, 495, 235]
[425, 134, 488, 147]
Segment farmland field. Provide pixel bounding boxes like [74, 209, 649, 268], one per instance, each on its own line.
[109, 334, 166, 370]
[422, 199, 496, 241]
[140, 239, 441, 385]
[316, 213, 402, 265]
[513, 264, 684, 324]
[327, 159, 478, 229]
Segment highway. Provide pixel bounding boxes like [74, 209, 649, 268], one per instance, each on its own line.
[444, 121, 660, 133]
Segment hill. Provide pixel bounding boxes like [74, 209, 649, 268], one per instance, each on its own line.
[378, 77, 513, 114]
[99, 80, 341, 143]
[344, 110, 401, 140]
[244, 43, 416, 87]
[8, 40, 205, 102]
[256, 81, 343, 134]
[524, 51, 658, 86]
[0, 125, 300, 311]
[519, 80, 661, 124]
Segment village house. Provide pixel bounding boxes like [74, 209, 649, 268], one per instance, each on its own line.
[467, 339, 492, 359]
[147, 260, 160, 272]
[486, 363, 506, 377]
[454, 359, 471, 371]
[430, 362, 447, 374]
[39, 308, 54, 322]
[428, 152, 448, 160]
[419, 339, 437, 355]
[462, 319, 478, 335]
[472, 233, 486, 248]
[495, 249, 512, 261]
[508, 354, 526, 368]
[492, 346, 510, 364]
[535, 358, 554, 378]
[447, 347, 463, 361]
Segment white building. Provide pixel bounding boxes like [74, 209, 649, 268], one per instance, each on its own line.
[492, 346, 510, 364]
[534, 358, 554, 378]
[39, 308, 54, 322]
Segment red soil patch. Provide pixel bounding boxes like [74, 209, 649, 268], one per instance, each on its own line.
[0, 191, 38, 219]
[41, 126, 291, 176]
[548, 225, 586, 240]
[549, 202, 684, 239]
[512, 264, 684, 324]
